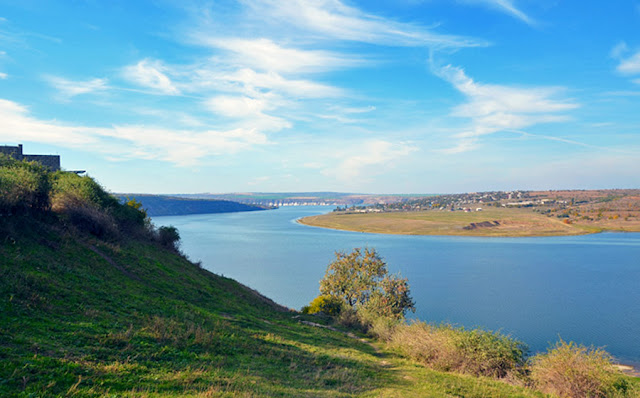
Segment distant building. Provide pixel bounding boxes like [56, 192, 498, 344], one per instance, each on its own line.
[0, 144, 61, 171]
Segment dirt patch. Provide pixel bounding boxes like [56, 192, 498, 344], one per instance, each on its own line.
[463, 220, 500, 230]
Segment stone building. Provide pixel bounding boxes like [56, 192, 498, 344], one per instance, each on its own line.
[0, 144, 61, 171]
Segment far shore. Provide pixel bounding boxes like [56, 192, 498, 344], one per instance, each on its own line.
[297, 207, 640, 238]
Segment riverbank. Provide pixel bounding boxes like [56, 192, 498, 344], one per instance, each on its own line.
[297, 207, 640, 237]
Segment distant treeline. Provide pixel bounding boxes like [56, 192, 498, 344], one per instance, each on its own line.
[118, 195, 269, 217]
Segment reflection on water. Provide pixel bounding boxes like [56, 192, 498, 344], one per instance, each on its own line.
[154, 206, 640, 365]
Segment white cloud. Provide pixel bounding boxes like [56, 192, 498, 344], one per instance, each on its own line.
[0, 72, 7, 79]
[461, 0, 535, 25]
[617, 50, 640, 75]
[610, 41, 629, 59]
[241, 0, 487, 49]
[435, 64, 578, 152]
[122, 59, 180, 95]
[202, 37, 361, 74]
[220, 68, 344, 98]
[0, 98, 269, 166]
[322, 139, 417, 181]
[207, 95, 269, 118]
[205, 94, 291, 132]
[46, 76, 108, 98]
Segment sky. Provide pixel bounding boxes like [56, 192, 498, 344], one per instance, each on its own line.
[1, 0, 639, 194]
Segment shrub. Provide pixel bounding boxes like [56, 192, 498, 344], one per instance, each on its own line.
[0, 156, 51, 215]
[335, 307, 368, 332]
[51, 171, 119, 211]
[530, 340, 628, 398]
[368, 316, 400, 342]
[157, 225, 181, 252]
[389, 321, 527, 378]
[51, 173, 150, 238]
[320, 248, 415, 322]
[304, 295, 343, 316]
[54, 193, 118, 239]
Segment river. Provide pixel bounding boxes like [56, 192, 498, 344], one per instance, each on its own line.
[154, 206, 640, 366]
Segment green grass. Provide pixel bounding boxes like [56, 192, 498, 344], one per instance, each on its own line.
[0, 217, 559, 397]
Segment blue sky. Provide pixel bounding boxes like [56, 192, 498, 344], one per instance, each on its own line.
[1, 0, 639, 194]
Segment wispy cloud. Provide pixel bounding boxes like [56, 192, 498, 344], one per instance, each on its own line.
[434, 63, 578, 152]
[205, 94, 291, 132]
[122, 59, 181, 95]
[46, 76, 108, 99]
[616, 50, 640, 75]
[0, 98, 269, 166]
[200, 37, 362, 74]
[0, 72, 7, 79]
[240, 0, 487, 49]
[611, 42, 640, 84]
[322, 139, 417, 181]
[460, 0, 535, 25]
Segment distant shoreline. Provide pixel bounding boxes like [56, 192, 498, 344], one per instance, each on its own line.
[297, 207, 640, 237]
[296, 208, 620, 237]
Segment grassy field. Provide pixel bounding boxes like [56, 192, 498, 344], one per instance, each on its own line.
[0, 217, 560, 397]
[298, 207, 604, 237]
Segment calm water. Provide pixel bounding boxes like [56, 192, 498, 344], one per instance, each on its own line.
[154, 206, 640, 365]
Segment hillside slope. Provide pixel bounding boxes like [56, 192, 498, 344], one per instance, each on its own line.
[117, 194, 268, 217]
[0, 217, 552, 397]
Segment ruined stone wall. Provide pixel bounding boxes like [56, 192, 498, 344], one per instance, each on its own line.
[23, 155, 61, 171]
[0, 144, 61, 171]
[0, 145, 23, 158]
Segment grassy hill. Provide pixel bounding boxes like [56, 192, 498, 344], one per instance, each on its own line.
[1, 156, 637, 397]
[0, 216, 555, 397]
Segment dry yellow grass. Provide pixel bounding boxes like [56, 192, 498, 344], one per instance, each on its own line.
[299, 207, 603, 237]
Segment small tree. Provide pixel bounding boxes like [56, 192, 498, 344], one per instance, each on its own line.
[320, 248, 415, 320]
[157, 225, 181, 252]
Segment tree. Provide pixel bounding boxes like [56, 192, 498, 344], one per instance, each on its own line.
[157, 225, 181, 252]
[319, 248, 415, 320]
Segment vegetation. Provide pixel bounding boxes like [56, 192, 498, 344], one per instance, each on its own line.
[319, 248, 414, 323]
[300, 189, 640, 237]
[385, 322, 527, 379]
[1, 157, 638, 396]
[304, 246, 638, 397]
[530, 341, 632, 398]
[299, 207, 602, 237]
[301, 294, 343, 316]
[118, 194, 268, 217]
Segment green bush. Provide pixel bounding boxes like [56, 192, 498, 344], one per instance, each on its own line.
[51, 172, 119, 211]
[320, 248, 415, 323]
[157, 225, 181, 252]
[303, 295, 343, 316]
[530, 340, 629, 398]
[0, 155, 51, 215]
[51, 173, 149, 238]
[389, 321, 527, 378]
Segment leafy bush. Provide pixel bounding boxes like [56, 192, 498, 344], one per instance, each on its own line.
[320, 248, 415, 323]
[51, 172, 119, 211]
[59, 197, 119, 239]
[303, 295, 343, 315]
[389, 321, 527, 378]
[0, 155, 51, 215]
[51, 173, 149, 238]
[530, 340, 629, 398]
[157, 225, 181, 252]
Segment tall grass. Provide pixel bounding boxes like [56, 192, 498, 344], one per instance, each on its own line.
[530, 340, 632, 398]
[386, 321, 527, 378]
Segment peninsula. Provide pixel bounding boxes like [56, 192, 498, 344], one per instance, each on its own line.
[299, 189, 640, 237]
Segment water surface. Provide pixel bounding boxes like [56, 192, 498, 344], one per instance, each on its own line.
[155, 206, 640, 365]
